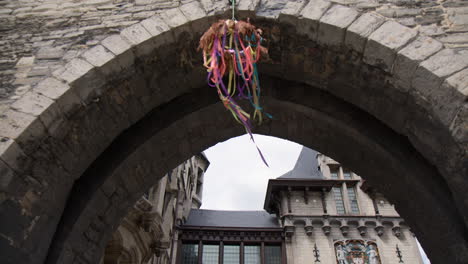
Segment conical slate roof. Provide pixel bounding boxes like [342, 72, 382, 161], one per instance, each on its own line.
[277, 147, 324, 179]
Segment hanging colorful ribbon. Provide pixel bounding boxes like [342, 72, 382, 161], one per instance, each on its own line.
[199, 13, 271, 166]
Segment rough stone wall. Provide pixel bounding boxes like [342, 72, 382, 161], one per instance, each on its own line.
[0, 0, 467, 107]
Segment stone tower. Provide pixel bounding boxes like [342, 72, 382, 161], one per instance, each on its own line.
[264, 147, 424, 264]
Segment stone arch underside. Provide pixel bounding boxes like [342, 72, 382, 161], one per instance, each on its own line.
[0, 2, 467, 264]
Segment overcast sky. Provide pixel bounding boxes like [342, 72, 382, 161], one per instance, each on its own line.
[201, 134, 302, 210]
[200, 134, 431, 264]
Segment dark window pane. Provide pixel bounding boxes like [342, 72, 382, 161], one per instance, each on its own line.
[182, 244, 198, 264]
[265, 246, 281, 264]
[202, 245, 219, 264]
[343, 171, 352, 180]
[333, 187, 346, 215]
[347, 187, 360, 214]
[224, 245, 240, 264]
[244, 245, 261, 264]
[330, 171, 339, 179]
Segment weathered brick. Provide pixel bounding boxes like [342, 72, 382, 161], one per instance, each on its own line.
[54, 59, 94, 84]
[101, 35, 132, 56]
[0, 159, 15, 190]
[345, 13, 386, 53]
[11, 91, 54, 117]
[34, 78, 70, 100]
[0, 136, 25, 168]
[318, 5, 360, 46]
[141, 16, 170, 36]
[179, 1, 206, 21]
[158, 8, 188, 29]
[393, 36, 443, 88]
[444, 68, 468, 96]
[412, 49, 468, 125]
[297, 0, 331, 40]
[364, 21, 418, 71]
[81, 45, 115, 68]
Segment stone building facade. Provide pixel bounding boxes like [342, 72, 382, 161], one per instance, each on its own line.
[100, 153, 209, 264]
[177, 147, 424, 264]
[273, 148, 424, 264]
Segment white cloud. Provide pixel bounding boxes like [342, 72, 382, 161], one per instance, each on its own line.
[201, 134, 302, 210]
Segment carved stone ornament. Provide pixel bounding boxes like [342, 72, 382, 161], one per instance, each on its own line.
[375, 225, 384, 236]
[392, 226, 402, 237]
[322, 225, 331, 236]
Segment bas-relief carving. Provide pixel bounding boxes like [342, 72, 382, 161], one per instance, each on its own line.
[334, 240, 381, 264]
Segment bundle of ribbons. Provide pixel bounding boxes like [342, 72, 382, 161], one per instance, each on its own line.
[199, 19, 270, 166]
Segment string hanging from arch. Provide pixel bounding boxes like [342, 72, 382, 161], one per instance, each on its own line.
[198, 0, 271, 166]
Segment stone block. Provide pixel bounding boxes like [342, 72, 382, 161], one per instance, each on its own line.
[158, 8, 188, 29]
[444, 68, 468, 97]
[55, 58, 94, 84]
[32, 4, 58, 12]
[101, 35, 132, 56]
[81, 45, 115, 68]
[282, 0, 307, 16]
[179, 1, 210, 35]
[36, 47, 64, 60]
[0, 138, 25, 173]
[141, 16, 170, 36]
[0, 110, 36, 140]
[297, 0, 331, 40]
[448, 104, 467, 147]
[419, 49, 468, 79]
[443, 68, 468, 144]
[238, 0, 261, 12]
[16, 57, 35, 67]
[179, 1, 206, 21]
[278, 0, 307, 25]
[34, 78, 70, 100]
[257, 0, 289, 19]
[11, 91, 54, 117]
[120, 23, 152, 46]
[412, 49, 468, 126]
[393, 36, 443, 89]
[0, 159, 14, 190]
[68, 66, 106, 104]
[199, 0, 227, 16]
[0, 109, 46, 154]
[318, 5, 359, 46]
[10, 90, 65, 133]
[364, 21, 418, 72]
[101, 35, 135, 73]
[345, 13, 386, 53]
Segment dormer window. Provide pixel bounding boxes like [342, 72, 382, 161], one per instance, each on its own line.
[343, 170, 352, 180]
[328, 167, 360, 215]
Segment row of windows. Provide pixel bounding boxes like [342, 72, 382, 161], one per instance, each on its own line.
[332, 186, 360, 215]
[330, 169, 352, 180]
[181, 243, 282, 264]
[330, 167, 360, 215]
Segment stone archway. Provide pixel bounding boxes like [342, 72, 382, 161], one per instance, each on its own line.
[0, 1, 466, 264]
